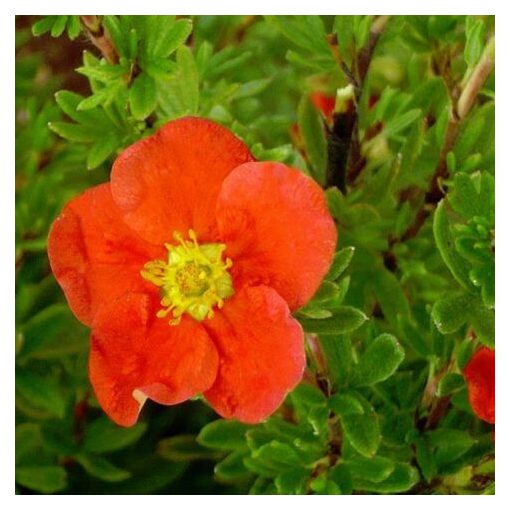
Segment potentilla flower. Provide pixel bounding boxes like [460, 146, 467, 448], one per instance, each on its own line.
[48, 117, 337, 426]
[463, 346, 495, 424]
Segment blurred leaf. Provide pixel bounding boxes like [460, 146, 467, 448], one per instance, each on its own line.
[214, 450, 252, 482]
[158, 434, 221, 461]
[75, 454, 131, 482]
[18, 304, 88, 360]
[198, 420, 251, 450]
[15, 369, 66, 418]
[83, 417, 147, 454]
[298, 94, 327, 185]
[16, 423, 42, 465]
[16, 466, 67, 494]
[464, 17, 486, 68]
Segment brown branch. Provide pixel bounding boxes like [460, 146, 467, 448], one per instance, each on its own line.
[357, 15, 390, 88]
[80, 15, 119, 65]
[400, 36, 495, 242]
[326, 16, 390, 190]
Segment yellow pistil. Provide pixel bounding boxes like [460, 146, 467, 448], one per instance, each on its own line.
[141, 229, 234, 325]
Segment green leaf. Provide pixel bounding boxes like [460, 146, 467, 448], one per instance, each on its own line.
[158, 435, 220, 461]
[75, 454, 131, 482]
[426, 428, 476, 465]
[319, 334, 353, 386]
[50, 16, 68, 38]
[328, 463, 353, 494]
[471, 305, 495, 347]
[15, 369, 66, 418]
[434, 200, 476, 291]
[48, 121, 95, 142]
[345, 456, 395, 483]
[275, 467, 310, 495]
[464, 17, 485, 68]
[298, 94, 327, 185]
[372, 267, 411, 328]
[310, 281, 340, 302]
[16, 423, 42, 465]
[352, 462, 419, 493]
[449, 172, 485, 218]
[86, 136, 120, 170]
[234, 78, 272, 99]
[32, 16, 56, 37]
[310, 475, 342, 495]
[341, 410, 381, 458]
[129, 73, 157, 120]
[16, 466, 67, 494]
[431, 292, 475, 334]
[83, 417, 147, 453]
[197, 420, 251, 450]
[384, 108, 422, 137]
[413, 435, 437, 482]
[18, 304, 88, 360]
[175, 45, 199, 114]
[214, 450, 251, 482]
[267, 15, 332, 58]
[67, 16, 81, 40]
[329, 392, 364, 415]
[148, 18, 192, 59]
[300, 306, 368, 334]
[326, 247, 355, 281]
[352, 334, 405, 387]
[249, 476, 278, 494]
[253, 441, 304, 470]
[437, 373, 465, 397]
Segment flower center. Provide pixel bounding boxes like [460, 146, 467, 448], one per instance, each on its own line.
[141, 230, 234, 325]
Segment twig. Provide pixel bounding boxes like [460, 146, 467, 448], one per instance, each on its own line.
[326, 16, 390, 190]
[357, 15, 390, 89]
[80, 15, 119, 65]
[400, 36, 495, 242]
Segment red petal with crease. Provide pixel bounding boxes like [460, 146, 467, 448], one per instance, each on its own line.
[464, 347, 495, 424]
[216, 162, 337, 311]
[90, 293, 219, 427]
[110, 117, 254, 245]
[203, 286, 305, 423]
[47, 183, 162, 326]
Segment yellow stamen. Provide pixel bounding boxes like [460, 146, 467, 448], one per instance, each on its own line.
[141, 230, 234, 325]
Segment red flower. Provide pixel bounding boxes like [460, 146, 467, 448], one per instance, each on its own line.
[48, 117, 336, 426]
[463, 347, 495, 424]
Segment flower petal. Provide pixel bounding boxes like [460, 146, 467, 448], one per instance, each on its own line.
[464, 347, 495, 424]
[47, 184, 162, 326]
[110, 117, 254, 245]
[90, 293, 219, 427]
[203, 286, 305, 423]
[216, 162, 337, 311]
